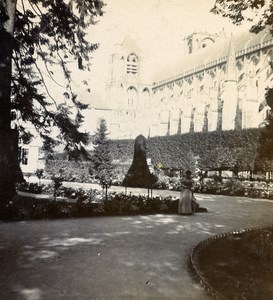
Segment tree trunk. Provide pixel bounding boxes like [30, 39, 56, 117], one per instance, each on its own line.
[0, 128, 23, 196]
[105, 186, 108, 201]
[0, 0, 21, 199]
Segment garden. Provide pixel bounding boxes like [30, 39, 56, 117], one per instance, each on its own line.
[3, 169, 271, 222]
[5, 125, 273, 299]
[37, 126, 273, 201]
[1, 183, 180, 221]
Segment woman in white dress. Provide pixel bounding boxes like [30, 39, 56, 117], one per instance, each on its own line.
[178, 170, 194, 215]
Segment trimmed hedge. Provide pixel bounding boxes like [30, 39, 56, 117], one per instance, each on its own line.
[44, 128, 272, 181]
[109, 128, 267, 171]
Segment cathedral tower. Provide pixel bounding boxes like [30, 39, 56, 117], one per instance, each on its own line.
[105, 36, 151, 139]
[185, 32, 219, 54]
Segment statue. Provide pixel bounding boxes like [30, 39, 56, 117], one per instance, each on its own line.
[123, 135, 157, 188]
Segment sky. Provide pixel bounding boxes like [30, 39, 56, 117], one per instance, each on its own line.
[78, 0, 243, 104]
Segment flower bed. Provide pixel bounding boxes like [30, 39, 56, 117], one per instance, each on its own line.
[3, 185, 208, 221]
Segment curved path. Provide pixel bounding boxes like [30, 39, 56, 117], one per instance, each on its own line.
[0, 194, 273, 300]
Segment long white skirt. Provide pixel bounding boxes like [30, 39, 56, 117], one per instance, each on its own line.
[178, 188, 193, 215]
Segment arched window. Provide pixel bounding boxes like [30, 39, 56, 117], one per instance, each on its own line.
[142, 88, 150, 108]
[142, 87, 150, 96]
[236, 59, 243, 71]
[127, 86, 137, 106]
[201, 37, 214, 48]
[127, 53, 138, 76]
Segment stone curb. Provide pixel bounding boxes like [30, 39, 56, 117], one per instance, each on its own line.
[190, 225, 273, 300]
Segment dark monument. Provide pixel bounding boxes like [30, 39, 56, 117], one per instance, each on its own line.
[123, 135, 157, 189]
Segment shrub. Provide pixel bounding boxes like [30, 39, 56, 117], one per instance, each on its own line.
[154, 177, 169, 190]
[17, 182, 44, 194]
[168, 177, 181, 191]
[201, 179, 220, 194]
[232, 181, 245, 196]
[220, 180, 245, 196]
[0, 191, 207, 221]
[44, 160, 93, 183]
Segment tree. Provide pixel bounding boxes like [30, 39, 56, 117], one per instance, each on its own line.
[35, 168, 43, 186]
[256, 89, 273, 170]
[0, 0, 104, 199]
[211, 0, 273, 34]
[89, 119, 113, 200]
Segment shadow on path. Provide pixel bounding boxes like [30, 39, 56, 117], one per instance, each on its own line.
[0, 194, 273, 299]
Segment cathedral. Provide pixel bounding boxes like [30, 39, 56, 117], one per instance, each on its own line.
[92, 28, 273, 140]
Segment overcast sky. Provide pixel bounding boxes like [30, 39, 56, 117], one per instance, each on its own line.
[77, 0, 243, 104]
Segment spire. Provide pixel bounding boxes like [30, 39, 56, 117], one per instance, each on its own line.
[122, 34, 141, 54]
[225, 34, 237, 82]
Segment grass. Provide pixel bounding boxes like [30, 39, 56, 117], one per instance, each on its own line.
[195, 227, 273, 300]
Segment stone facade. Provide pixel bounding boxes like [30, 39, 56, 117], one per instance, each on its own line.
[101, 29, 273, 139]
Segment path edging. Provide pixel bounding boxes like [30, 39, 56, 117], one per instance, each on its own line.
[190, 225, 273, 300]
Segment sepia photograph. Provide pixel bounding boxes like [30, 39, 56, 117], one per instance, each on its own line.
[1, 0, 273, 299]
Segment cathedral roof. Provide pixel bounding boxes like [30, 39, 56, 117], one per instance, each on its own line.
[153, 29, 273, 86]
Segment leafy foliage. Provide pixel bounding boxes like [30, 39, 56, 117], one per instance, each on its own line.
[1, 189, 208, 221]
[89, 119, 113, 192]
[255, 88, 273, 170]
[44, 159, 94, 182]
[211, 0, 273, 35]
[265, 88, 273, 109]
[0, 0, 104, 198]
[1, 0, 104, 150]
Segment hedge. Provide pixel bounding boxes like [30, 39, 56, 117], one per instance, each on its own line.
[109, 128, 269, 171]
[46, 128, 272, 177]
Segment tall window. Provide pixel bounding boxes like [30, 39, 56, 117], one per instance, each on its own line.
[127, 86, 137, 106]
[202, 105, 209, 132]
[142, 88, 150, 108]
[127, 53, 138, 76]
[190, 108, 195, 132]
[249, 55, 259, 86]
[177, 110, 182, 134]
[21, 148, 29, 165]
[235, 102, 242, 130]
[217, 100, 223, 131]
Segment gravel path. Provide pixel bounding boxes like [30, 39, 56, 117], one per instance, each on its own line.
[0, 194, 273, 300]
